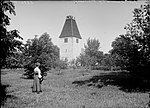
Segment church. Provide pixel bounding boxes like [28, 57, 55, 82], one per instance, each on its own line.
[59, 15, 82, 61]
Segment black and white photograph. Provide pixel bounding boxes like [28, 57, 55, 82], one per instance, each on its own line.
[1, 0, 150, 108]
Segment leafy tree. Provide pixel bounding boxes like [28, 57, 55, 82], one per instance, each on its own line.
[111, 35, 132, 68]
[5, 52, 24, 69]
[76, 53, 87, 67]
[101, 53, 112, 67]
[77, 38, 104, 69]
[95, 51, 104, 65]
[84, 38, 100, 57]
[23, 33, 60, 78]
[110, 51, 126, 70]
[76, 53, 90, 67]
[111, 3, 150, 80]
[0, 0, 23, 70]
[69, 59, 76, 69]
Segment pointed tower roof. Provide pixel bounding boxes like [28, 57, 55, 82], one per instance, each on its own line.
[59, 15, 82, 39]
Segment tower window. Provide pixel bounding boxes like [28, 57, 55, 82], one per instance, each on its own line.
[76, 39, 79, 43]
[64, 38, 68, 43]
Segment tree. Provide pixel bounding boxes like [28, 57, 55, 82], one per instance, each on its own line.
[0, 0, 23, 70]
[111, 35, 138, 69]
[23, 33, 60, 78]
[101, 53, 112, 67]
[77, 38, 104, 69]
[5, 52, 24, 69]
[84, 38, 100, 57]
[79, 54, 97, 67]
[95, 51, 104, 65]
[111, 3, 150, 80]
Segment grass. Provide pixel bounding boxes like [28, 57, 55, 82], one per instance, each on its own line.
[72, 71, 150, 92]
[1, 68, 150, 108]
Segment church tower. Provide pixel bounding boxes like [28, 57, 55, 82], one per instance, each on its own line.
[59, 15, 82, 61]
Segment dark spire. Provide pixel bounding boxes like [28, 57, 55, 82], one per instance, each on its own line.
[59, 15, 82, 39]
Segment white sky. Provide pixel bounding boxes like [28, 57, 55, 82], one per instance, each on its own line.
[7, 1, 145, 53]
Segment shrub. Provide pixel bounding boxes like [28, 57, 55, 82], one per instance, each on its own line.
[54, 59, 68, 70]
[23, 60, 48, 79]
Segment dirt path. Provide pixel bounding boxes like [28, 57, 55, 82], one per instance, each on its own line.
[1, 69, 149, 108]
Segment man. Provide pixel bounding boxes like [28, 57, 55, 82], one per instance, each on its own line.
[32, 62, 42, 94]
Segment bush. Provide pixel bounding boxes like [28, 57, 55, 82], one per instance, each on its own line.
[23, 57, 48, 79]
[23, 63, 48, 79]
[54, 59, 68, 70]
[23, 61, 35, 79]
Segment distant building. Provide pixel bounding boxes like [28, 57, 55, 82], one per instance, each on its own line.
[59, 15, 82, 61]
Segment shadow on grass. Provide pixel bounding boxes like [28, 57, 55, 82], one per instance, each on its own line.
[72, 71, 150, 93]
[0, 83, 18, 106]
[20, 76, 33, 80]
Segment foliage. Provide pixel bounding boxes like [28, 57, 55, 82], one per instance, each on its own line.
[77, 38, 115, 70]
[69, 59, 76, 69]
[84, 38, 100, 57]
[0, 0, 23, 70]
[77, 38, 104, 68]
[101, 53, 112, 67]
[110, 3, 150, 80]
[5, 52, 24, 69]
[95, 51, 104, 65]
[23, 33, 60, 78]
[77, 53, 97, 68]
[76, 54, 89, 67]
[54, 59, 68, 70]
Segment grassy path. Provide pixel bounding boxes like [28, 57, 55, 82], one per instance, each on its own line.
[1, 69, 149, 108]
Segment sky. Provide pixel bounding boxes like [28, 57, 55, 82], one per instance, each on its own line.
[7, 1, 146, 53]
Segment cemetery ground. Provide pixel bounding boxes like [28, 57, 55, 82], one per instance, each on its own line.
[1, 68, 150, 108]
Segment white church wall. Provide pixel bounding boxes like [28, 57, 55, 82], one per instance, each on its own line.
[59, 37, 74, 61]
[73, 37, 82, 60]
[59, 37, 82, 61]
